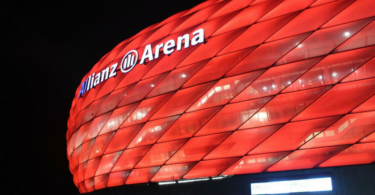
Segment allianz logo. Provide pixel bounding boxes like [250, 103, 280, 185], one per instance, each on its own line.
[79, 29, 205, 98]
[121, 50, 138, 73]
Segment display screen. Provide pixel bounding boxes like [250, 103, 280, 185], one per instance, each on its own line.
[251, 177, 333, 194]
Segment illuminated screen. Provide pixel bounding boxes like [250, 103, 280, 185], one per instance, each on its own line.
[251, 177, 333, 194]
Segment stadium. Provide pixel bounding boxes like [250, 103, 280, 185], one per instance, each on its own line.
[66, 0, 375, 194]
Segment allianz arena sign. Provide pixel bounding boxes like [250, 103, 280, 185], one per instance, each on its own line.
[67, 0, 375, 193]
[78, 29, 205, 98]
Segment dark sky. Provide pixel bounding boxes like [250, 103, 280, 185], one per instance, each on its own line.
[2, 0, 204, 194]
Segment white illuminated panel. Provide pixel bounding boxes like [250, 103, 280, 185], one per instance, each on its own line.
[251, 177, 332, 194]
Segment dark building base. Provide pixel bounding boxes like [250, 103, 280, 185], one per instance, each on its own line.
[80, 163, 375, 195]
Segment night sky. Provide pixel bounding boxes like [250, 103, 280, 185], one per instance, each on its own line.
[3, 0, 205, 194]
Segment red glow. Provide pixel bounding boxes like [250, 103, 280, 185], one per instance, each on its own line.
[249, 116, 341, 154]
[135, 139, 187, 168]
[125, 167, 160, 184]
[151, 163, 196, 182]
[158, 106, 221, 142]
[319, 143, 375, 167]
[196, 97, 272, 136]
[183, 158, 239, 179]
[166, 133, 230, 164]
[107, 170, 130, 187]
[267, 0, 354, 42]
[205, 125, 282, 159]
[126, 116, 179, 148]
[67, 0, 375, 192]
[112, 146, 151, 172]
[213, 0, 283, 36]
[267, 146, 348, 172]
[222, 152, 289, 175]
[301, 111, 375, 149]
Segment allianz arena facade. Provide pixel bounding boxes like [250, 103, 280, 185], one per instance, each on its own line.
[67, 0, 375, 193]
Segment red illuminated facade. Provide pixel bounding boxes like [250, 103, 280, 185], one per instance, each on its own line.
[67, 0, 375, 193]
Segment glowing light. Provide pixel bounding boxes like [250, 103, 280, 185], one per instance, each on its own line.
[108, 121, 116, 126]
[137, 137, 143, 143]
[158, 181, 176, 185]
[258, 112, 268, 122]
[212, 176, 226, 180]
[247, 159, 256, 164]
[208, 90, 214, 97]
[201, 96, 208, 104]
[344, 32, 351, 37]
[181, 74, 186, 78]
[154, 126, 162, 131]
[251, 177, 333, 194]
[178, 178, 209, 183]
[137, 112, 143, 117]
